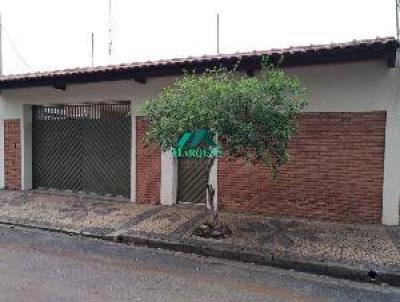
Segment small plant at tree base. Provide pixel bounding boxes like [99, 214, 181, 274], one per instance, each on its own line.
[138, 57, 307, 237]
[192, 219, 232, 239]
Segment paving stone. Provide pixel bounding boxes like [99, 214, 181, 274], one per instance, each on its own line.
[128, 206, 203, 235]
[0, 190, 154, 231]
[192, 212, 400, 272]
[0, 190, 399, 274]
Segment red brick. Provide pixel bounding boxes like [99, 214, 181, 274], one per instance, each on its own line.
[218, 112, 386, 224]
[4, 119, 21, 190]
[136, 117, 161, 204]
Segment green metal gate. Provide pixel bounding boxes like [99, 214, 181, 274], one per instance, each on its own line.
[177, 158, 209, 204]
[32, 104, 131, 197]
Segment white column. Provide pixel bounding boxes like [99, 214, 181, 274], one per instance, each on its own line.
[131, 114, 137, 202]
[160, 150, 177, 205]
[0, 119, 4, 189]
[382, 109, 400, 225]
[21, 105, 32, 190]
[209, 158, 218, 206]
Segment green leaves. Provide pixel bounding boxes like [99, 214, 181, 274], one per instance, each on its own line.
[138, 58, 307, 176]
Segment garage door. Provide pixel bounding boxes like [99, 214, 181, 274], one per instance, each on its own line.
[32, 104, 131, 197]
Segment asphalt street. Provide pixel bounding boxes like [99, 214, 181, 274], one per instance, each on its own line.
[0, 225, 399, 302]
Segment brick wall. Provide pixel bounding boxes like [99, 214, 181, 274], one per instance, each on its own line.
[136, 117, 161, 204]
[218, 112, 386, 224]
[4, 119, 21, 190]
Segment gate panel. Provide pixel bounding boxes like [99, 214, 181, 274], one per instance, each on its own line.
[82, 119, 131, 197]
[177, 158, 209, 204]
[32, 104, 131, 197]
[33, 119, 83, 191]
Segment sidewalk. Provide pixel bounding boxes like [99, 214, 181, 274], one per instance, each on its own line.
[0, 190, 399, 286]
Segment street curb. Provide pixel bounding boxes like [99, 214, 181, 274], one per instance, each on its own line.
[1, 220, 399, 288]
[0, 220, 105, 240]
[115, 234, 400, 287]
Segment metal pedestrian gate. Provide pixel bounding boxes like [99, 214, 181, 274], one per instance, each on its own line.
[177, 158, 209, 204]
[32, 104, 131, 197]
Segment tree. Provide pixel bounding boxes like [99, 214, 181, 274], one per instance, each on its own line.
[138, 59, 307, 231]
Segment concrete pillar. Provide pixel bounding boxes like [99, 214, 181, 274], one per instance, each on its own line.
[209, 158, 218, 206]
[21, 105, 32, 190]
[160, 150, 177, 205]
[382, 109, 400, 225]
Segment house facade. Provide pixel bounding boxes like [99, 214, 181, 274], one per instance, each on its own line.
[0, 37, 399, 225]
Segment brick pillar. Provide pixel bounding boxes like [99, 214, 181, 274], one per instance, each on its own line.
[4, 119, 21, 190]
[136, 117, 161, 204]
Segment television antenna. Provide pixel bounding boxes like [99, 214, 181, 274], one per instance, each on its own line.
[0, 13, 2, 75]
[91, 32, 95, 67]
[217, 13, 220, 54]
[396, 0, 400, 40]
[108, 0, 113, 57]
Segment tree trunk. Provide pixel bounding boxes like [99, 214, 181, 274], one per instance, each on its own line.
[205, 157, 218, 223]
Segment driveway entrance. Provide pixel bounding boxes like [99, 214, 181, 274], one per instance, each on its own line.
[32, 104, 131, 197]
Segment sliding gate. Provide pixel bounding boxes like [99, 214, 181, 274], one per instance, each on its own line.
[32, 104, 131, 197]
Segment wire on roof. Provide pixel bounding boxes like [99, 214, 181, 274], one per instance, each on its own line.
[2, 25, 33, 71]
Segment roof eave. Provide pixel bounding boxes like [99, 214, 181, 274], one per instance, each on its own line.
[0, 39, 397, 90]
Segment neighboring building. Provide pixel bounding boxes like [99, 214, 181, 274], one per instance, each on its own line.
[0, 37, 399, 225]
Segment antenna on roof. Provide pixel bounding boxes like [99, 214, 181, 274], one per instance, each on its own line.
[91, 32, 95, 67]
[108, 0, 113, 58]
[396, 0, 400, 40]
[0, 12, 3, 75]
[216, 13, 220, 55]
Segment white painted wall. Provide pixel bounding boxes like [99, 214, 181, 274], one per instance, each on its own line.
[0, 59, 398, 224]
[382, 106, 400, 225]
[0, 77, 177, 119]
[288, 61, 399, 113]
[1, 60, 396, 116]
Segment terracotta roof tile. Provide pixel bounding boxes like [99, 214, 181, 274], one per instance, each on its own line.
[0, 37, 397, 89]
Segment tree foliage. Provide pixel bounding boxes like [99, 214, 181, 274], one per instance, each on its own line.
[138, 59, 307, 175]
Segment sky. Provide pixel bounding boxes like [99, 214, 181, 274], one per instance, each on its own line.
[0, 0, 396, 75]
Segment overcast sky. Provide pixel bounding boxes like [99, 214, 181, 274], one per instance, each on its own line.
[0, 0, 396, 75]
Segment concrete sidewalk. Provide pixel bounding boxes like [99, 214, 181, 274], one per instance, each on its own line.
[0, 190, 399, 286]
